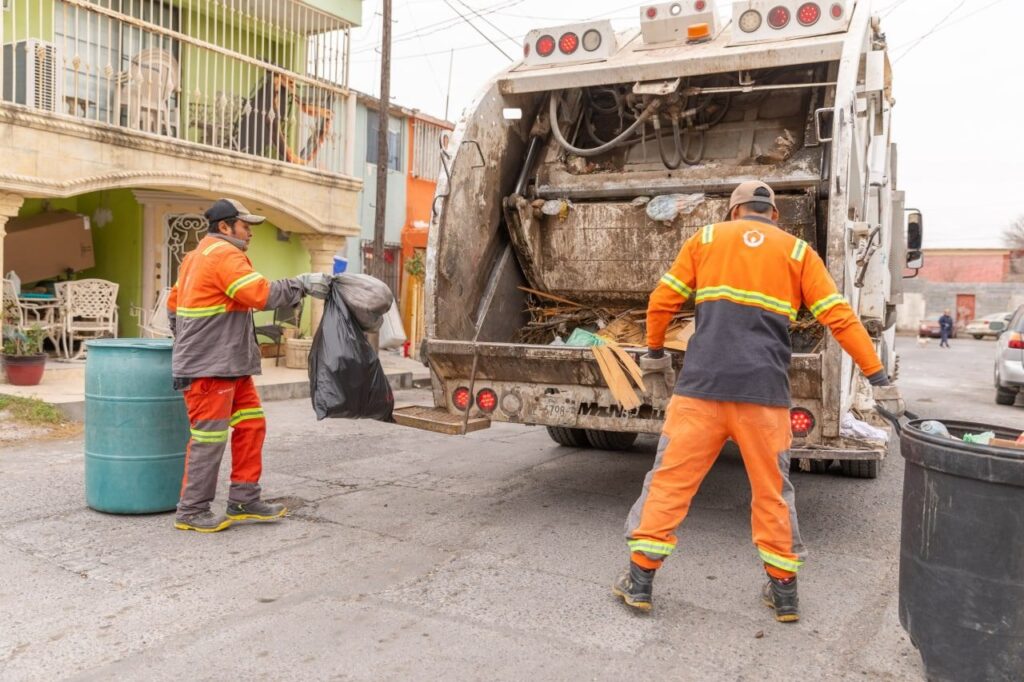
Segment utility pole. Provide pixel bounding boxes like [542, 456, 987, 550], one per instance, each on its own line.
[372, 0, 392, 280]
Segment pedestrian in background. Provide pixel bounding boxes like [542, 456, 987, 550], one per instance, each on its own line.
[938, 309, 954, 348]
[167, 198, 331, 533]
[614, 181, 904, 622]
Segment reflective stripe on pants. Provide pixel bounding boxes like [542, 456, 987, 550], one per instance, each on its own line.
[177, 376, 266, 516]
[624, 395, 805, 575]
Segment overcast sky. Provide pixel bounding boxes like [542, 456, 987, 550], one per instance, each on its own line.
[347, 0, 1021, 249]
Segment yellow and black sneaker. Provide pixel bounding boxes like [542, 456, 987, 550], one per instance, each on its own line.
[762, 575, 800, 623]
[174, 511, 232, 533]
[226, 500, 287, 522]
[612, 562, 656, 613]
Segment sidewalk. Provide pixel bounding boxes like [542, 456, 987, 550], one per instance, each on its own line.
[0, 349, 430, 420]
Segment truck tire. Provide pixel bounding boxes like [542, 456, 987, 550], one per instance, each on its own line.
[585, 429, 639, 451]
[546, 426, 589, 448]
[791, 458, 831, 474]
[995, 386, 1017, 406]
[840, 459, 879, 479]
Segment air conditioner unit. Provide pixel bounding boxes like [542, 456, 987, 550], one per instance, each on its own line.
[2, 39, 64, 112]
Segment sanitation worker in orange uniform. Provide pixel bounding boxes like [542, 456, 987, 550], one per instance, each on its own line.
[613, 181, 904, 621]
[167, 198, 331, 533]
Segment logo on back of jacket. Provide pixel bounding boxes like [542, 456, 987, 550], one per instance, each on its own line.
[743, 229, 765, 248]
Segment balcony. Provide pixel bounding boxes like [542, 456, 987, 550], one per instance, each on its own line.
[2, 0, 356, 176]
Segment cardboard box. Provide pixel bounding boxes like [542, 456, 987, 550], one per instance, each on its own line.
[5, 211, 95, 284]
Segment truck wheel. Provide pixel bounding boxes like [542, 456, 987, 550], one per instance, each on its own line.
[585, 429, 639, 451]
[996, 386, 1017, 406]
[546, 426, 589, 447]
[839, 459, 879, 479]
[790, 458, 830, 474]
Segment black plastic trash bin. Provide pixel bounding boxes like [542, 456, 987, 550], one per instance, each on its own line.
[899, 419, 1024, 682]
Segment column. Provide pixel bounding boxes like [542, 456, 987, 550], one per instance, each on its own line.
[299, 233, 347, 334]
[0, 193, 26, 286]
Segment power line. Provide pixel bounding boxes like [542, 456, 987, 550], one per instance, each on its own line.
[351, 0, 524, 55]
[442, 0, 515, 60]
[454, 0, 520, 45]
[894, 0, 1000, 61]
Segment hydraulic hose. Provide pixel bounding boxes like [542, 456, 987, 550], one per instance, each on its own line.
[654, 116, 684, 170]
[549, 93, 659, 157]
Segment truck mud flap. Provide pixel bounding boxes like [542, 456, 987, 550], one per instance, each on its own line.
[392, 405, 491, 435]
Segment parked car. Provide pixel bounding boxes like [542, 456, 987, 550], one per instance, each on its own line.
[966, 312, 1013, 339]
[994, 306, 1024, 405]
[918, 314, 956, 339]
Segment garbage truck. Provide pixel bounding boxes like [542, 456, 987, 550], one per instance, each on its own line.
[394, 0, 924, 478]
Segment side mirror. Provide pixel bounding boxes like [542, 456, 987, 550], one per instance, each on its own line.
[905, 209, 924, 272]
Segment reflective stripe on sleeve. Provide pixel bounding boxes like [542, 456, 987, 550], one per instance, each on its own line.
[202, 241, 229, 256]
[627, 539, 677, 556]
[660, 273, 693, 298]
[759, 548, 803, 573]
[695, 285, 797, 320]
[790, 239, 808, 262]
[810, 293, 846, 317]
[229, 407, 265, 427]
[701, 224, 715, 244]
[225, 272, 265, 299]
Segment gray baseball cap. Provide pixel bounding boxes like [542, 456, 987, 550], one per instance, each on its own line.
[204, 198, 265, 225]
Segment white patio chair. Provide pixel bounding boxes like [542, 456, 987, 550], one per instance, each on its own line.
[116, 48, 180, 137]
[3, 278, 64, 355]
[59, 279, 120, 359]
[130, 288, 173, 338]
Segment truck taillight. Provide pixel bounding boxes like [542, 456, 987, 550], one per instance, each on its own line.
[452, 386, 471, 411]
[830, 2, 844, 19]
[1009, 333, 1024, 350]
[739, 9, 762, 32]
[536, 34, 555, 57]
[559, 32, 579, 55]
[790, 408, 815, 437]
[797, 3, 821, 26]
[582, 29, 602, 51]
[694, 0, 706, 10]
[768, 5, 790, 29]
[476, 388, 498, 413]
[646, 6, 658, 18]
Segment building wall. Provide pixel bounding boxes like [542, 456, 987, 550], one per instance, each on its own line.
[896, 281, 1024, 332]
[916, 251, 1009, 283]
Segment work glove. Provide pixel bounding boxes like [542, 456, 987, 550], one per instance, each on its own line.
[640, 350, 675, 403]
[873, 384, 906, 418]
[297, 272, 331, 300]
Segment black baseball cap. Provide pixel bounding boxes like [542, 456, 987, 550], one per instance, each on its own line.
[204, 198, 265, 225]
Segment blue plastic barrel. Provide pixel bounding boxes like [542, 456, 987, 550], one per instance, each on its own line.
[84, 339, 189, 513]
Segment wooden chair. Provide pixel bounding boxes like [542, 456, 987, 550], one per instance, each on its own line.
[58, 279, 119, 359]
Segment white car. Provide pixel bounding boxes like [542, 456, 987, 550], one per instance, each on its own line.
[995, 306, 1024, 405]
[967, 312, 1012, 340]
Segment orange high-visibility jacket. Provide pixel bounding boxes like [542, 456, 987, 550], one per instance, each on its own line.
[648, 216, 885, 407]
[167, 234, 304, 379]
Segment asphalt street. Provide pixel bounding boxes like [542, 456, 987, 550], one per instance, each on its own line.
[1, 337, 1020, 681]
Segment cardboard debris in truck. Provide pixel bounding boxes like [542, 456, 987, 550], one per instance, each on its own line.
[5, 211, 94, 284]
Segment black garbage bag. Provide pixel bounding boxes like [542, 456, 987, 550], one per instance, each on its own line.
[309, 282, 394, 421]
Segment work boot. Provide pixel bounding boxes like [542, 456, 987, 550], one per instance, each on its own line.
[762, 575, 800, 623]
[612, 562, 656, 612]
[226, 499, 287, 521]
[174, 510, 232, 533]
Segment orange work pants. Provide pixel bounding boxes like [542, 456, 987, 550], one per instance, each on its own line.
[177, 376, 266, 516]
[625, 395, 804, 578]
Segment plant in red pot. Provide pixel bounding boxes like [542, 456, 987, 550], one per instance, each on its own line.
[2, 325, 47, 386]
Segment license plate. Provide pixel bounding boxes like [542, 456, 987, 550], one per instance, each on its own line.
[537, 394, 578, 425]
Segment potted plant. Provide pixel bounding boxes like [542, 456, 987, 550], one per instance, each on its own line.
[284, 331, 313, 370]
[1, 325, 47, 386]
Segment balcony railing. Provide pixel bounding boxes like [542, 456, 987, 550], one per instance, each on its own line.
[2, 0, 352, 174]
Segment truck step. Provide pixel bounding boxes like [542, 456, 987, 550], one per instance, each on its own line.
[392, 405, 491, 435]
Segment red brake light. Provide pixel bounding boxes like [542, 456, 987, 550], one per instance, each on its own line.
[797, 3, 821, 26]
[646, 6, 658, 19]
[536, 35, 555, 57]
[768, 6, 791, 28]
[790, 408, 815, 437]
[695, 0, 707, 10]
[1009, 333, 1024, 350]
[452, 386, 471, 411]
[476, 388, 498, 413]
[830, 3, 843, 19]
[559, 32, 579, 55]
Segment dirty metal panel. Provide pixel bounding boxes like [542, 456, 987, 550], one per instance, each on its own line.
[527, 194, 816, 305]
[392, 405, 491, 435]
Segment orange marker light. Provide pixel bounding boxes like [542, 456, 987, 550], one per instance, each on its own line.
[687, 23, 712, 43]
